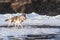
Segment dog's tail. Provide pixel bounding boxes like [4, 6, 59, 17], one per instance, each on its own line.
[5, 19, 8, 21]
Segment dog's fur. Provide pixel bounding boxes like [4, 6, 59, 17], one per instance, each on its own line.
[5, 15, 26, 28]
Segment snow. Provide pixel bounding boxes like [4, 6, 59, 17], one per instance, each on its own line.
[24, 12, 60, 26]
[0, 12, 60, 26]
[1, 12, 60, 26]
[0, 27, 60, 38]
[0, 12, 60, 38]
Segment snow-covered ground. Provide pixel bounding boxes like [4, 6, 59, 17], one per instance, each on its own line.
[0, 12, 60, 39]
[0, 12, 60, 26]
[0, 28, 60, 37]
[0, 27, 60, 40]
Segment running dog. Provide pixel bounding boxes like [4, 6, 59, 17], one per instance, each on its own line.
[5, 15, 26, 28]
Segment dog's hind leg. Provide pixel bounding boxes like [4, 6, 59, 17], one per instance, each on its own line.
[14, 22, 17, 28]
[16, 22, 20, 29]
[8, 21, 11, 28]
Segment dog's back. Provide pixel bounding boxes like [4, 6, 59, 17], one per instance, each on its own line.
[5, 16, 18, 22]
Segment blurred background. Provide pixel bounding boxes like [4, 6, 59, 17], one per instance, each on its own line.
[0, 0, 60, 16]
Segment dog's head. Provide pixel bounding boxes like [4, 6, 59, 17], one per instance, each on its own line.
[21, 16, 26, 20]
[19, 15, 26, 20]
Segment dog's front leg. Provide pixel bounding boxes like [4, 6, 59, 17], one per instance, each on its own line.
[19, 23, 23, 29]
